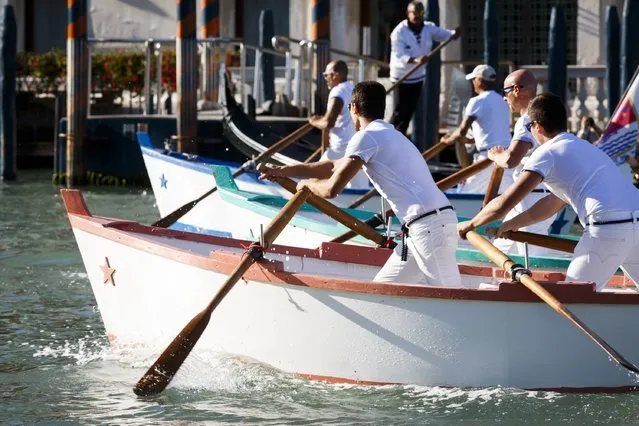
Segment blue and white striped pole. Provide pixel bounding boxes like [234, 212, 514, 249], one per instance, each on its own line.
[66, 0, 89, 186]
[201, 0, 219, 104]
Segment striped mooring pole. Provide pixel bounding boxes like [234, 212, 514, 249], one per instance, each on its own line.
[66, 0, 89, 186]
[311, 0, 329, 115]
[177, 0, 198, 153]
[201, 0, 220, 104]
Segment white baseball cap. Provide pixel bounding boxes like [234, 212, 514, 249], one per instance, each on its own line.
[465, 64, 497, 81]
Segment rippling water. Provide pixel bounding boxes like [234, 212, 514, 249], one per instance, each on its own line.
[2, 170, 639, 424]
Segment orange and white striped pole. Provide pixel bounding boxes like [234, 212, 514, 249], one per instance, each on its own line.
[177, 0, 198, 153]
[66, 0, 89, 186]
[201, 0, 220, 104]
[310, 0, 330, 114]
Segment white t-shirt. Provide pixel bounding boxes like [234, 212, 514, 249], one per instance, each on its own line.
[464, 90, 511, 152]
[511, 113, 537, 181]
[390, 20, 454, 84]
[523, 132, 639, 225]
[327, 81, 356, 155]
[345, 120, 450, 223]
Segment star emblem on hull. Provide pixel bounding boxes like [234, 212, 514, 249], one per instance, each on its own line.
[101, 257, 116, 286]
[160, 173, 168, 189]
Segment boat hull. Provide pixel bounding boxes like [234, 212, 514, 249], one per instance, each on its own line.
[63, 190, 639, 391]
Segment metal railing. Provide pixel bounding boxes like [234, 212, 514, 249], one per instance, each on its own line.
[272, 35, 390, 116]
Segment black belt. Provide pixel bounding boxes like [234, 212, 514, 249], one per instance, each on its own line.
[400, 206, 455, 261]
[588, 218, 635, 226]
[532, 188, 550, 193]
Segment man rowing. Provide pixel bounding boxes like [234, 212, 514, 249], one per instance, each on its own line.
[489, 69, 558, 256]
[259, 81, 462, 287]
[442, 64, 512, 193]
[458, 93, 639, 291]
[308, 60, 369, 188]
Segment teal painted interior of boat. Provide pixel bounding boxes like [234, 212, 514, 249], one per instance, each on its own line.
[210, 165, 583, 269]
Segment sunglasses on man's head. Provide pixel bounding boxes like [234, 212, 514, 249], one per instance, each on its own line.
[408, 9, 424, 16]
[525, 120, 537, 132]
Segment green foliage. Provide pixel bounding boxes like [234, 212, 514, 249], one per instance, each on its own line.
[17, 49, 178, 94]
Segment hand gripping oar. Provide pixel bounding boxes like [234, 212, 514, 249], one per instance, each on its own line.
[485, 228, 577, 254]
[332, 158, 492, 244]
[133, 188, 311, 397]
[466, 230, 639, 376]
[269, 175, 388, 247]
[386, 31, 460, 93]
[347, 140, 449, 209]
[482, 165, 504, 207]
[151, 123, 314, 229]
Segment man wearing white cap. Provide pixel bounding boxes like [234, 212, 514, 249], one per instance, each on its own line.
[442, 64, 513, 193]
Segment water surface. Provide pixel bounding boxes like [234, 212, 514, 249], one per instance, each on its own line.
[1, 170, 638, 425]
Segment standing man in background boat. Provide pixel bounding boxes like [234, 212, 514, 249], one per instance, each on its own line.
[389, 1, 460, 136]
[457, 93, 639, 291]
[308, 60, 369, 188]
[259, 81, 462, 287]
[488, 69, 558, 256]
[441, 64, 512, 193]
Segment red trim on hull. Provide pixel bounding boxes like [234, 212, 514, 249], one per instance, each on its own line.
[298, 373, 639, 393]
[62, 189, 639, 304]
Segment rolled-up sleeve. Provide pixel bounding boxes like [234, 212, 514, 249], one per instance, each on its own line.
[431, 25, 454, 43]
[391, 31, 411, 65]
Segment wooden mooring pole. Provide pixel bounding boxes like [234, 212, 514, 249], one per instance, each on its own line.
[177, 0, 198, 153]
[201, 0, 220, 105]
[310, 0, 330, 115]
[66, 0, 89, 186]
[0, 5, 17, 181]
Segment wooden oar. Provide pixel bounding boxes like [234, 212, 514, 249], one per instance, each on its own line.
[272, 175, 387, 246]
[133, 188, 311, 397]
[386, 32, 459, 93]
[320, 128, 329, 156]
[485, 228, 577, 254]
[347, 141, 449, 209]
[332, 158, 493, 243]
[151, 123, 314, 228]
[304, 147, 322, 163]
[482, 165, 504, 207]
[466, 230, 639, 376]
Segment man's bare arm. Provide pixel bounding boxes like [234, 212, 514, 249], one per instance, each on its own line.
[308, 97, 343, 131]
[258, 160, 337, 181]
[442, 116, 476, 145]
[300, 156, 365, 199]
[489, 140, 533, 169]
[497, 193, 566, 235]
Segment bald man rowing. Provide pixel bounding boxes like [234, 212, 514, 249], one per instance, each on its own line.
[488, 69, 559, 256]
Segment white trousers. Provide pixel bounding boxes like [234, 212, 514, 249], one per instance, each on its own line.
[320, 148, 370, 189]
[493, 190, 558, 256]
[567, 216, 639, 291]
[459, 156, 514, 194]
[375, 209, 462, 287]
